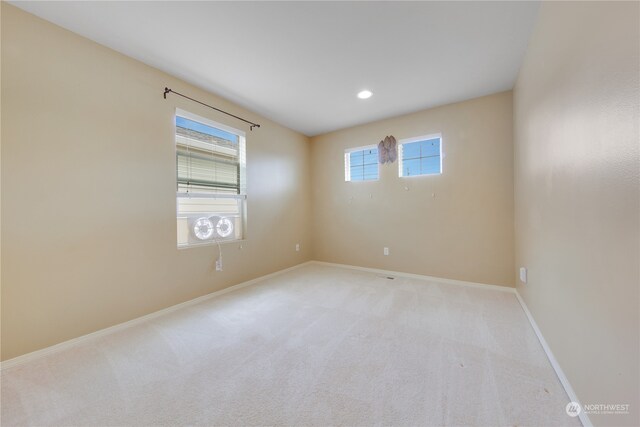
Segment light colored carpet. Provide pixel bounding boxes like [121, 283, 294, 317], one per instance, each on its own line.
[1, 264, 580, 426]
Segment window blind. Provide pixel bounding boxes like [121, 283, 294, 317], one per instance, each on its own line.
[176, 120, 240, 194]
[175, 113, 246, 247]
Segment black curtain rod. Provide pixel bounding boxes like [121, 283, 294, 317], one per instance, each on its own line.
[163, 87, 261, 131]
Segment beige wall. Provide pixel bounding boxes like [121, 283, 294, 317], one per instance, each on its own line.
[0, 4, 312, 361]
[514, 2, 639, 426]
[311, 92, 514, 287]
[4, 9, 638, 426]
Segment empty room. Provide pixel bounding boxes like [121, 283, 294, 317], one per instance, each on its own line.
[1, 1, 638, 426]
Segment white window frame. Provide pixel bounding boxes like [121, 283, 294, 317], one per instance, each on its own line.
[398, 133, 443, 178]
[175, 109, 247, 248]
[344, 144, 380, 182]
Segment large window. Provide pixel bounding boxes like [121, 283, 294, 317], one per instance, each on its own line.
[344, 146, 379, 181]
[175, 110, 246, 247]
[398, 135, 442, 177]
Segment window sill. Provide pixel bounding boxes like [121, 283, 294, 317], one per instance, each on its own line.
[177, 239, 246, 250]
[399, 172, 442, 178]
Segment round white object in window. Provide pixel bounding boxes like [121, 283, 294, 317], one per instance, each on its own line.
[216, 217, 234, 238]
[193, 217, 215, 240]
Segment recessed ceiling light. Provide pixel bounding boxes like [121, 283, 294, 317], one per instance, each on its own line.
[357, 90, 373, 99]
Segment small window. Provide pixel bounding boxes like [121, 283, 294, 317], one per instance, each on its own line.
[399, 135, 442, 177]
[345, 146, 379, 181]
[175, 110, 246, 248]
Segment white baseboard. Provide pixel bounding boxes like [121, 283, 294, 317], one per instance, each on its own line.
[515, 290, 592, 427]
[310, 260, 516, 293]
[312, 261, 589, 426]
[0, 261, 313, 371]
[1, 258, 590, 427]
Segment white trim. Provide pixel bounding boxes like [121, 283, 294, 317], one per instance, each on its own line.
[515, 290, 591, 427]
[0, 257, 589, 427]
[0, 261, 313, 371]
[176, 108, 246, 138]
[398, 133, 442, 146]
[310, 261, 515, 293]
[344, 151, 351, 182]
[344, 143, 378, 153]
[176, 193, 246, 200]
[312, 260, 589, 427]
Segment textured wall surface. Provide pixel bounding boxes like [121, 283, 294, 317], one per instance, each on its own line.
[311, 92, 514, 287]
[1, 4, 312, 360]
[514, 2, 639, 426]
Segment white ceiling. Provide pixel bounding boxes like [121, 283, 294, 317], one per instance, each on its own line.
[11, 1, 539, 136]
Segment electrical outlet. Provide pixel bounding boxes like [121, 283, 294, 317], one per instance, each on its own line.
[383, 247, 389, 256]
[295, 243, 300, 252]
[216, 258, 223, 271]
[519, 267, 527, 284]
